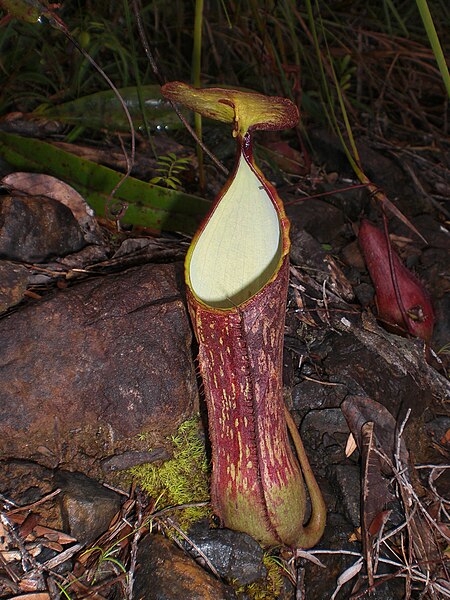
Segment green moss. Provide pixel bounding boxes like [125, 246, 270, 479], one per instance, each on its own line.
[235, 554, 286, 599]
[130, 416, 210, 529]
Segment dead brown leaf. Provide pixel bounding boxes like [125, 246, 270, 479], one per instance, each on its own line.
[9, 594, 50, 600]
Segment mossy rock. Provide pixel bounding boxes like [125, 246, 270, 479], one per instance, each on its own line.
[131, 416, 211, 529]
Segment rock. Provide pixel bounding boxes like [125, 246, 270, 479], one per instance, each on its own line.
[1, 172, 104, 245]
[54, 470, 121, 545]
[0, 260, 28, 312]
[286, 198, 347, 247]
[322, 331, 437, 418]
[290, 225, 329, 267]
[425, 416, 450, 451]
[36, 546, 74, 575]
[302, 512, 356, 599]
[0, 194, 85, 262]
[341, 239, 366, 271]
[329, 464, 361, 528]
[300, 408, 350, 467]
[185, 520, 266, 586]
[101, 448, 170, 474]
[292, 380, 347, 419]
[133, 534, 237, 600]
[393, 214, 450, 252]
[0, 460, 62, 530]
[353, 282, 374, 307]
[0, 263, 198, 477]
[300, 408, 350, 449]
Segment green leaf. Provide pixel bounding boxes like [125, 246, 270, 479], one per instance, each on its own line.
[33, 85, 188, 133]
[0, 132, 210, 234]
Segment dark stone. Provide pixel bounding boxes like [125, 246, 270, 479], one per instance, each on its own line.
[392, 214, 450, 251]
[36, 546, 74, 575]
[101, 448, 170, 473]
[292, 380, 347, 418]
[0, 195, 85, 262]
[300, 408, 351, 468]
[329, 464, 361, 528]
[341, 240, 366, 271]
[0, 263, 198, 477]
[290, 225, 329, 268]
[133, 534, 237, 600]
[0, 260, 28, 313]
[322, 331, 435, 418]
[300, 408, 350, 450]
[302, 512, 357, 600]
[54, 470, 121, 545]
[286, 199, 347, 247]
[353, 282, 374, 307]
[185, 520, 266, 586]
[425, 416, 450, 455]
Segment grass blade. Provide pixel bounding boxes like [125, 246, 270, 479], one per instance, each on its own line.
[416, 0, 450, 97]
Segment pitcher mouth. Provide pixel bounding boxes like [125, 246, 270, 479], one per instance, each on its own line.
[188, 153, 282, 309]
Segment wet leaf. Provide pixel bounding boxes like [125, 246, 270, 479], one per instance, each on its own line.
[258, 140, 307, 176]
[367, 509, 391, 537]
[0, 131, 209, 234]
[341, 395, 409, 469]
[360, 421, 394, 585]
[33, 85, 186, 133]
[18, 512, 39, 539]
[360, 421, 395, 529]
